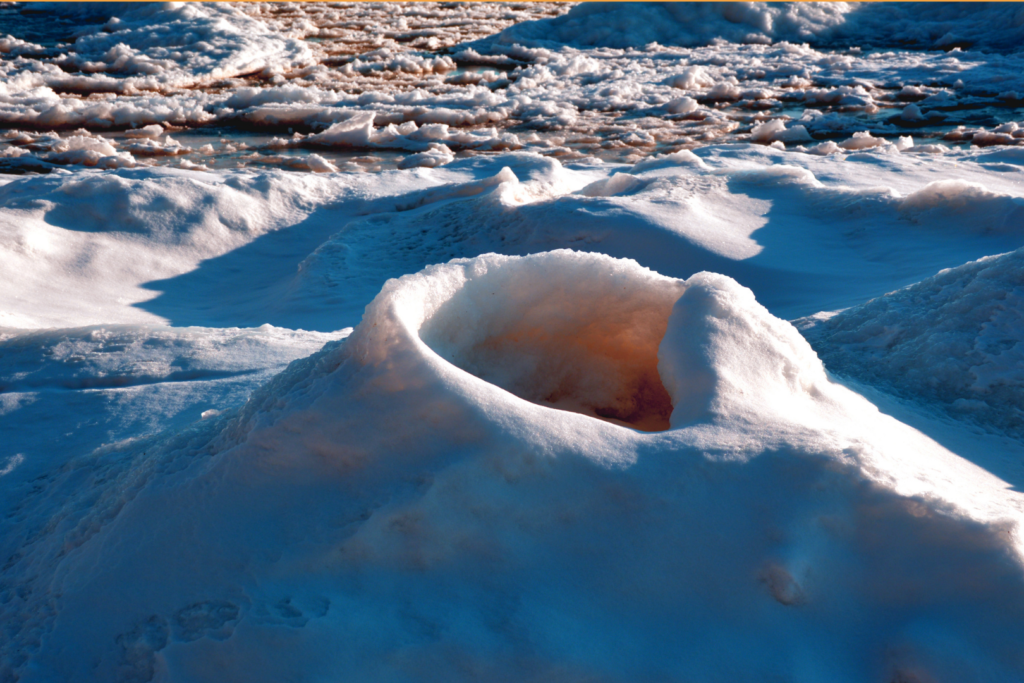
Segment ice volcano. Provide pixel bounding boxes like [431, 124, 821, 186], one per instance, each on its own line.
[6, 251, 1024, 682]
[416, 251, 682, 432]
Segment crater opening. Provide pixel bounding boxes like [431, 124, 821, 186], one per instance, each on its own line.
[418, 253, 684, 432]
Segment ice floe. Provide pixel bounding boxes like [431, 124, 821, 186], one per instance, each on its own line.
[3, 2, 1024, 173]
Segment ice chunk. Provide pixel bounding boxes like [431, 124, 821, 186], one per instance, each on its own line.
[666, 66, 714, 90]
[806, 140, 843, 156]
[750, 119, 787, 142]
[666, 96, 698, 115]
[397, 143, 455, 170]
[124, 124, 165, 139]
[303, 153, 338, 173]
[900, 103, 925, 121]
[308, 112, 377, 147]
[840, 131, 885, 151]
[706, 81, 742, 101]
[750, 119, 812, 144]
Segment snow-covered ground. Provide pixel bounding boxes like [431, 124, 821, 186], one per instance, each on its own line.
[2, 3, 1024, 682]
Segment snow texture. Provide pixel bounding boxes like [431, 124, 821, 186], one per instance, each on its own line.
[801, 247, 1024, 437]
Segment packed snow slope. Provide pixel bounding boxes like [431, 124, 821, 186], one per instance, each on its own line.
[3, 3, 1024, 683]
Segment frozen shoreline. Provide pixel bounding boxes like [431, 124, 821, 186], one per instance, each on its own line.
[3, 4, 1024, 682]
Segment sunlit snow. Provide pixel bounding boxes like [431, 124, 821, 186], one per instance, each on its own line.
[2, 3, 1024, 682]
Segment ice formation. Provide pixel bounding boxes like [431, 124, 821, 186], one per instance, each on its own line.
[3, 3, 1024, 682]
[5, 251, 1024, 682]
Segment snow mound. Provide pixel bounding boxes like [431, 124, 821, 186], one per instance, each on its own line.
[478, 2, 1024, 52]
[346, 251, 837, 439]
[801, 247, 1024, 437]
[629, 149, 709, 173]
[577, 172, 644, 197]
[0, 167, 338, 328]
[5, 251, 1024, 682]
[750, 119, 812, 144]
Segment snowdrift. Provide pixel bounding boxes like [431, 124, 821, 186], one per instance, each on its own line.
[0, 167, 338, 328]
[5, 251, 1023, 683]
[293, 148, 1024, 326]
[4, 149, 1022, 332]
